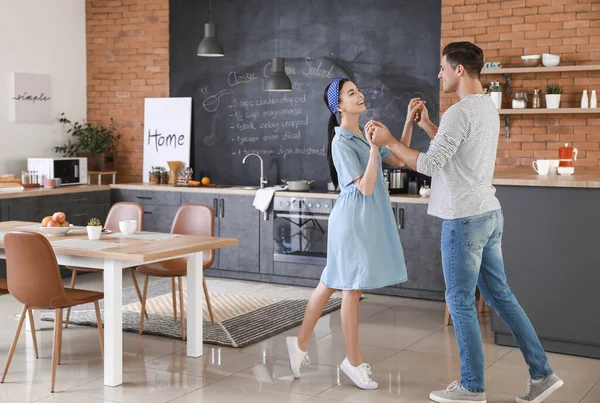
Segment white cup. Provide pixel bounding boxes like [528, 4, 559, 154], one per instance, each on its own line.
[532, 160, 550, 175]
[119, 220, 137, 235]
[547, 160, 559, 175]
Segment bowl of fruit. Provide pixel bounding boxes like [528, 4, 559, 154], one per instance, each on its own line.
[39, 212, 72, 236]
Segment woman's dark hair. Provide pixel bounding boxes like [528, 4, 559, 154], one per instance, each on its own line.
[442, 41, 484, 79]
[324, 78, 348, 188]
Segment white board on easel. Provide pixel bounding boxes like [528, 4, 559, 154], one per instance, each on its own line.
[143, 98, 192, 183]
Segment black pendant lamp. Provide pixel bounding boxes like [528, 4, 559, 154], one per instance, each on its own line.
[197, 0, 224, 57]
[265, 0, 292, 91]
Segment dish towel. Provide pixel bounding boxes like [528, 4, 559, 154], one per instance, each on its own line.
[252, 185, 287, 212]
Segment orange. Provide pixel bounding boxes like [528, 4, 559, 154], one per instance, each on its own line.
[201, 176, 211, 186]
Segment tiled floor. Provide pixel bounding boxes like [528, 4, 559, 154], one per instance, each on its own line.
[0, 272, 597, 402]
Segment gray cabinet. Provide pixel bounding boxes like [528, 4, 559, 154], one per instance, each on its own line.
[218, 194, 259, 273]
[6, 197, 44, 223]
[180, 192, 259, 273]
[43, 191, 110, 227]
[492, 186, 600, 358]
[394, 202, 445, 295]
[181, 192, 220, 268]
[113, 189, 181, 232]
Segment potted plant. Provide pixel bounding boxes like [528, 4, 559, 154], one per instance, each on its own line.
[489, 82, 502, 109]
[87, 217, 102, 240]
[54, 113, 121, 171]
[545, 83, 563, 109]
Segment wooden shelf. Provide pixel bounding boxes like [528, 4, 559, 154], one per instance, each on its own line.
[482, 65, 600, 74]
[499, 108, 600, 115]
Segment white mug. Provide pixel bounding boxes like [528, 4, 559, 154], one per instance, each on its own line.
[547, 160, 559, 175]
[532, 160, 550, 175]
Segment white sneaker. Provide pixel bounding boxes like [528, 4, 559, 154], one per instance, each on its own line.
[339, 357, 378, 390]
[286, 336, 310, 378]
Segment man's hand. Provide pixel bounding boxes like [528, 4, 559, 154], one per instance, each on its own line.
[365, 120, 395, 147]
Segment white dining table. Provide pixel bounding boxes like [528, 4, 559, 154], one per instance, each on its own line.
[0, 221, 238, 387]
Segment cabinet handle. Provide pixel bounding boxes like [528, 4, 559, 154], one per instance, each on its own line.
[213, 198, 219, 217]
[143, 211, 153, 215]
[74, 198, 88, 203]
[136, 196, 152, 200]
[73, 213, 86, 217]
[220, 198, 224, 218]
[398, 208, 405, 230]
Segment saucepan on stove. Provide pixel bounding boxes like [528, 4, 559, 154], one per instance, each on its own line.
[281, 179, 315, 192]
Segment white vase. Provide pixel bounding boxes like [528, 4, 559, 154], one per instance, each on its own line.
[490, 92, 502, 109]
[545, 94, 561, 109]
[87, 226, 102, 240]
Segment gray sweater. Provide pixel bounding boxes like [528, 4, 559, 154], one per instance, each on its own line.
[416, 94, 501, 220]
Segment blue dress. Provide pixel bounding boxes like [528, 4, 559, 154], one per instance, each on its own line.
[320, 126, 408, 290]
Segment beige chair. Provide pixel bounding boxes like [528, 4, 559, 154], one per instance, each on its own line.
[136, 204, 216, 341]
[65, 202, 146, 327]
[1, 231, 104, 393]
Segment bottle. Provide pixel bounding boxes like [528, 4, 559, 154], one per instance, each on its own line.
[591, 90, 597, 109]
[532, 89, 541, 109]
[581, 90, 589, 108]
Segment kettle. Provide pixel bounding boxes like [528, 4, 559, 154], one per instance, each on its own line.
[558, 143, 578, 167]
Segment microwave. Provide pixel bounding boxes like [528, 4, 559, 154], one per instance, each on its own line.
[27, 157, 88, 186]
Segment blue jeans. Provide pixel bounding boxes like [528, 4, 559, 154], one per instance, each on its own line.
[442, 209, 553, 393]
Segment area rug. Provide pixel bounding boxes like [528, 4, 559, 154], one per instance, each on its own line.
[41, 278, 344, 348]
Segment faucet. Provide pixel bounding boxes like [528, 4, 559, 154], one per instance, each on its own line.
[242, 153, 267, 188]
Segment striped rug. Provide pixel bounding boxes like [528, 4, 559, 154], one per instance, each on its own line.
[41, 278, 343, 348]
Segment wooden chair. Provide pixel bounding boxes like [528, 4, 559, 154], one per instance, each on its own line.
[136, 204, 216, 341]
[65, 202, 146, 327]
[1, 231, 104, 393]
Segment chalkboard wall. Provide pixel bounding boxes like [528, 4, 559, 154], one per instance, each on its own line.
[170, 0, 441, 188]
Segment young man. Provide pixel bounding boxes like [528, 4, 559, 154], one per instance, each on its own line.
[366, 42, 563, 403]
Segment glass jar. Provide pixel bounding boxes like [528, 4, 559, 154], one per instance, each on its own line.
[512, 92, 528, 109]
[160, 168, 168, 184]
[148, 167, 158, 185]
[532, 89, 541, 109]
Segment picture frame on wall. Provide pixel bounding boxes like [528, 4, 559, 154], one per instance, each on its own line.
[142, 97, 192, 183]
[10, 73, 53, 123]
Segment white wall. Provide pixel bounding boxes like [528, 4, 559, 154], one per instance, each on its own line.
[0, 0, 86, 175]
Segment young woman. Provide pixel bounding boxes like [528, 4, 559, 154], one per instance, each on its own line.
[286, 76, 423, 389]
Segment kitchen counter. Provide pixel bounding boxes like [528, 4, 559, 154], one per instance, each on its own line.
[492, 168, 600, 188]
[110, 183, 431, 204]
[0, 185, 110, 200]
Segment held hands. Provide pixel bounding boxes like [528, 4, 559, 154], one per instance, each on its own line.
[365, 120, 393, 147]
[363, 123, 379, 152]
[407, 98, 425, 123]
[408, 97, 431, 129]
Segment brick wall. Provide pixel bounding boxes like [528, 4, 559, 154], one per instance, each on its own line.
[87, 1, 600, 181]
[86, 0, 169, 183]
[441, 0, 600, 169]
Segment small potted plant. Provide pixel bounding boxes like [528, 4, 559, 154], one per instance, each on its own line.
[489, 82, 502, 110]
[87, 218, 102, 240]
[545, 83, 563, 109]
[54, 113, 121, 171]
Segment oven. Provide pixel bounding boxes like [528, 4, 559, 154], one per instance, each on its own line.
[273, 196, 332, 266]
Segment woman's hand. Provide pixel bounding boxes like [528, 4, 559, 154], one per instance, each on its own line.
[407, 98, 423, 122]
[364, 125, 379, 152]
